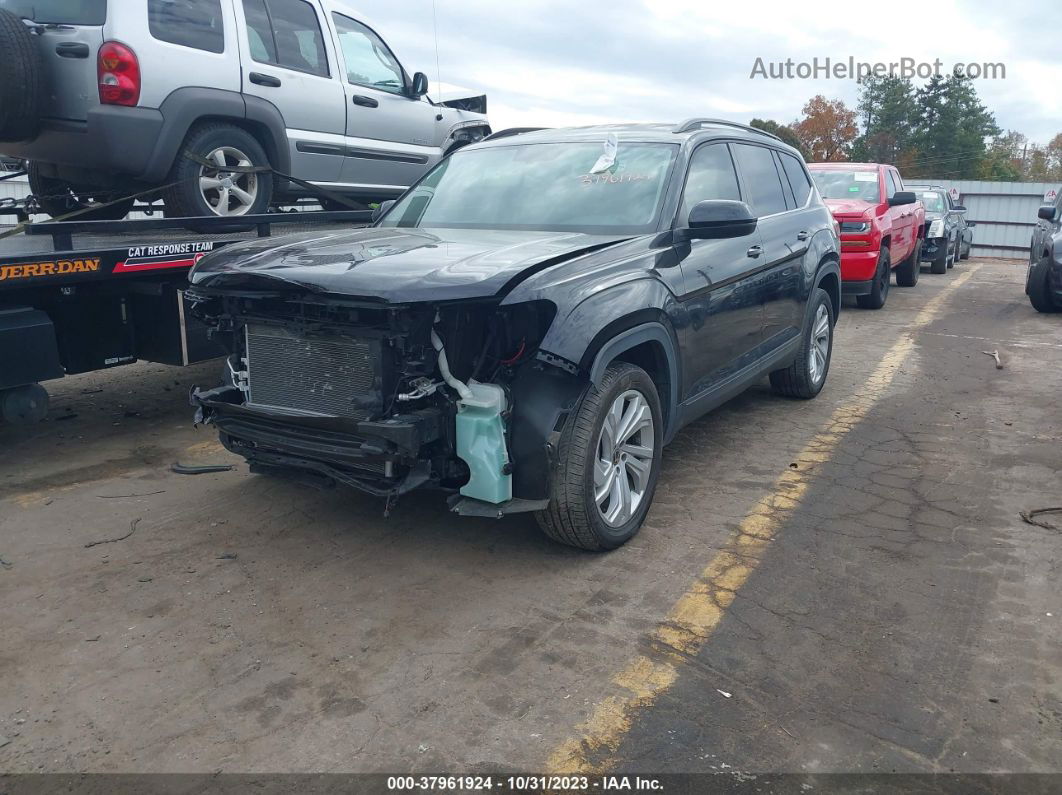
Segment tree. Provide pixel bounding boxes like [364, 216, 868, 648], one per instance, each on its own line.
[749, 118, 807, 157]
[979, 131, 1025, 181]
[792, 96, 858, 162]
[851, 76, 917, 164]
[909, 71, 1000, 179]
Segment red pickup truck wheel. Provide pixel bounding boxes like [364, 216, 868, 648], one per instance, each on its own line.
[895, 240, 921, 287]
[856, 246, 891, 309]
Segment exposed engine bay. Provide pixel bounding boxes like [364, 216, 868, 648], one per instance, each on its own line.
[188, 289, 562, 513]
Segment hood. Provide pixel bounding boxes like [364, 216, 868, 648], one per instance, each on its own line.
[822, 197, 877, 218]
[429, 82, 487, 115]
[189, 227, 630, 303]
[924, 210, 944, 221]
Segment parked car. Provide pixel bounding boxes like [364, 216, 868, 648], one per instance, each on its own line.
[808, 163, 924, 309]
[186, 120, 842, 550]
[1028, 194, 1062, 313]
[907, 184, 973, 271]
[0, 0, 490, 220]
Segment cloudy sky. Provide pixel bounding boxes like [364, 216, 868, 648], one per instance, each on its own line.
[361, 0, 1061, 145]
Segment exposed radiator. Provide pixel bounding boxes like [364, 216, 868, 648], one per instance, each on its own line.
[245, 324, 380, 419]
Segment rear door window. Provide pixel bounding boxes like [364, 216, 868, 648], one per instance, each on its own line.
[242, 0, 330, 77]
[731, 143, 788, 217]
[149, 0, 225, 54]
[0, 0, 106, 24]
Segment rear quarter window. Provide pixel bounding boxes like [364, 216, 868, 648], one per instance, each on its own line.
[0, 0, 106, 24]
[779, 153, 813, 206]
[149, 0, 225, 54]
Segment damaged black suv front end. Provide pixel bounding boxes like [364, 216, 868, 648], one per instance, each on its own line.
[189, 283, 558, 510]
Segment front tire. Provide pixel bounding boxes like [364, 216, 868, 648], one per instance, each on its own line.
[770, 287, 834, 400]
[930, 240, 948, 274]
[162, 123, 273, 219]
[536, 363, 663, 551]
[895, 239, 920, 287]
[1028, 257, 1059, 313]
[856, 246, 890, 309]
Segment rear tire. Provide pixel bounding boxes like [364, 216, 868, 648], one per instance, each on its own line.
[1028, 257, 1059, 313]
[0, 8, 42, 142]
[536, 362, 663, 551]
[856, 246, 890, 309]
[28, 163, 135, 221]
[960, 238, 971, 260]
[162, 123, 273, 219]
[770, 287, 834, 400]
[895, 239, 920, 287]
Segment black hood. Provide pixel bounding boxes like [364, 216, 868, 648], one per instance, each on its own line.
[189, 227, 629, 302]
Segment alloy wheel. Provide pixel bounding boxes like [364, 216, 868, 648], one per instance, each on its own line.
[198, 146, 259, 217]
[808, 303, 831, 385]
[594, 390, 655, 527]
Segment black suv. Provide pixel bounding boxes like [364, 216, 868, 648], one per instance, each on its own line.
[908, 185, 973, 273]
[187, 120, 841, 550]
[1029, 195, 1062, 313]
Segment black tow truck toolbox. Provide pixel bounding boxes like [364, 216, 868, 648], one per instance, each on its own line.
[0, 307, 63, 389]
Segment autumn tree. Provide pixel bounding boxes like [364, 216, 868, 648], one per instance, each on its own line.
[792, 95, 858, 162]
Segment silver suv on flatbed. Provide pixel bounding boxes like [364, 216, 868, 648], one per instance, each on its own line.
[0, 0, 491, 220]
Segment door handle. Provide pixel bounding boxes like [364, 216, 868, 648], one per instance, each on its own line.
[746, 245, 763, 258]
[352, 95, 379, 108]
[249, 72, 282, 87]
[796, 231, 809, 241]
[55, 42, 90, 58]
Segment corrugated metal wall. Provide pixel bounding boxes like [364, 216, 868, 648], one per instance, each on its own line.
[917, 179, 1060, 259]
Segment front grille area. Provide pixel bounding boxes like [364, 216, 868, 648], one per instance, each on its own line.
[245, 324, 381, 419]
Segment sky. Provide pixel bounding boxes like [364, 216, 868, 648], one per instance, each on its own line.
[359, 0, 1062, 146]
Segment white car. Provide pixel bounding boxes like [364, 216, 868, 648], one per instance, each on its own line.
[0, 0, 490, 219]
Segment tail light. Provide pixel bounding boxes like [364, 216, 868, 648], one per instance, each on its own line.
[98, 41, 141, 106]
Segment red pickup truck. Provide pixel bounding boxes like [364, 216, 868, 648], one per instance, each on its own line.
[808, 163, 925, 309]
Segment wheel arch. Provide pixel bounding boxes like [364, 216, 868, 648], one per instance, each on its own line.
[813, 256, 842, 319]
[141, 88, 289, 182]
[587, 318, 680, 441]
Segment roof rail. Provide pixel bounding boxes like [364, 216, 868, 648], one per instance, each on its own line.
[673, 118, 783, 142]
[482, 127, 549, 142]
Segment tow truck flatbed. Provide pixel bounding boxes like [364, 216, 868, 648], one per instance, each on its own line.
[0, 210, 371, 422]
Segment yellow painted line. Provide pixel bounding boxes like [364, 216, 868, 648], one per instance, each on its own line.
[547, 266, 982, 774]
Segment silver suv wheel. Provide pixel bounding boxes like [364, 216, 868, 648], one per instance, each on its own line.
[198, 146, 258, 217]
[808, 303, 831, 386]
[594, 389, 655, 527]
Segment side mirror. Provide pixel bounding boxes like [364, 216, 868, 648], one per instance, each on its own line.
[1038, 205, 1057, 221]
[888, 191, 917, 207]
[410, 72, 429, 98]
[953, 205, 967, 213]
[966, 221, 977, 227]
[372, 199, 396, 223]
[684, 200, 757, 240]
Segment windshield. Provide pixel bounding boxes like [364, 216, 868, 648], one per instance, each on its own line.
[0, 0, 106, 24]
[919, 191, 946, 213]
[379, 141, 678, 234]
[811, 170, 881, 202]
